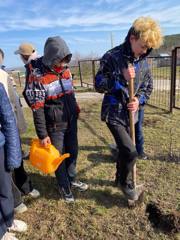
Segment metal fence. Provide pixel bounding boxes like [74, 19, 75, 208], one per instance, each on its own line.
[148, 56, 172, 111]
[10, 47, 180, 113]
[170, 47, 180, 110]
[77, 59, 100, 88]
[76, 47, 180, 112]
[77, 57, 173, 111]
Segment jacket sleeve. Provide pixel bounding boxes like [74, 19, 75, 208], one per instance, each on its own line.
[95, 54, 113, 93]
[95, 53, 127, 94]
[135, 63, 153, 106]
[0, 84, 21, 170]
[23, 65, 48, 140]
[32, 109, 48, 140]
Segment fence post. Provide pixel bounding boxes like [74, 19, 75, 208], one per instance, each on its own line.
[170, 48, 177, 112]
[92, 60, 96, 89]
[17, 71, 21, 87]
[78, 61, 83, 87]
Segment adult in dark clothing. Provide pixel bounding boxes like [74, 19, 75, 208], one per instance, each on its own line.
[135, 70, 153, 160]
[0, 47, 40, 215]
[95, 16, 163, 200]
[0, 83, 27, 240]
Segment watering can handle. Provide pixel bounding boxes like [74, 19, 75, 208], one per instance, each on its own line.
[39, 141, 51, 150]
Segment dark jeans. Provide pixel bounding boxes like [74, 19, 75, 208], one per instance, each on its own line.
[107, 123, 138, 186]
[13, 160, 33, 195]
[47, 117, 78, 189]
[0, 147, 14, 238]
[12, 160, 33, 208]
[135, 108, 144, 155]
[11, 180, 22, 208]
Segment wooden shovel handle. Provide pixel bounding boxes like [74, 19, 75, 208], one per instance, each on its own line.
[128, 77, 136, 187]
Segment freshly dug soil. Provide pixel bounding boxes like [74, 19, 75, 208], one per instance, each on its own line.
[146, 202, 180, 234]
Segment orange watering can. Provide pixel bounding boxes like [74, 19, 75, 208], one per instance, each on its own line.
[29, 139, 70, 174]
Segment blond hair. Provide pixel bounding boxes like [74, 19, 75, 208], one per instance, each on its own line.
[132, 16, 163, 49]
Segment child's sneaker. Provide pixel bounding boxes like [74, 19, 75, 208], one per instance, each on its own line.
[59, 187, 74, 203]
[1, 232, 18, 240]
[8, 220, 27, 233]
[14, 203, 27, 214]
[28, 189, 40, 198]
[138, 152, 148, 160]
[71, 181, 88, 191]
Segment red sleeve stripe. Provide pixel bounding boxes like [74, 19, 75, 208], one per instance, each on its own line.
[31, 101, 45, 110]
[46, 90, 74, 101]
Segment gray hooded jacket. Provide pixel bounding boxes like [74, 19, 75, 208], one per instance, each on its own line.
[24, 36, 77, 140]
[42, 36, 72, 67]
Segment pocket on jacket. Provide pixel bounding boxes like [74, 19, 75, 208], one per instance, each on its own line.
[45, 105, 67, 124]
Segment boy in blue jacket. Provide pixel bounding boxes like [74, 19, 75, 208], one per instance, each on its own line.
[95, 17, 163, 200]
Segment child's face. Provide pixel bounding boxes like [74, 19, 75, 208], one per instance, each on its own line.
[20, 54, 29, 61]
[130, 35, 148, 58]
[53, 60, 67, 68]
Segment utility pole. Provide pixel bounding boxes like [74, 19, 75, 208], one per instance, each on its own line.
[110, 32, 114, 48]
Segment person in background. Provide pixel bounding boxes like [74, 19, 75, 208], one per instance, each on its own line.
[95, 17, 163, 200]
[0, 83, 27, 240]
[0, 48, 40, 214]
[14, 43, 39, 159]
[134, 73, 153, 160]
[23, 36, 88, 202]
[14, 43, 38, 65]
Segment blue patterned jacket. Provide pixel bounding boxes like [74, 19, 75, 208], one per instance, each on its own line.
[95, 40, 153, 126]
[0, 83, 21, 170]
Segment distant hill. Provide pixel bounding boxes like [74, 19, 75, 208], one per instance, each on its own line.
[152, 34, 180, 56]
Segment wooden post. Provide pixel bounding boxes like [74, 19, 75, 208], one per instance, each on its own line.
[78, 61, 83, 87]
[92, 60, 96, 89]
[18, 72, 21, 87]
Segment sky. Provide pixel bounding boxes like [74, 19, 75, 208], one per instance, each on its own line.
[0, 0, 180, 68]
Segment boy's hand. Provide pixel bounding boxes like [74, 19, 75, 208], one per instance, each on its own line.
[41, 136, 51, 147]
[127, 97, 139, 112]
[122, 66, 135, 81]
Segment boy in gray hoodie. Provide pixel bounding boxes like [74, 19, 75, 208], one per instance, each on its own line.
[23, 36, 88, 202]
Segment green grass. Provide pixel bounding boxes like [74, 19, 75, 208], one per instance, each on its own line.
[17, 98, 180, 240]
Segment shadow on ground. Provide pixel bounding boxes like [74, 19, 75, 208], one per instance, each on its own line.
[25, 172, 127, 209]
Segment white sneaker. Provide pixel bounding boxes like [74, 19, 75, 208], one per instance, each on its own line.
[71, 181, 88, 191]
[59, 187, 75, 203]
[14, 203, 27, 214]
[1, 232, 18, 240]
[28, 189, 40, 198]
[8, 220, 27, 233]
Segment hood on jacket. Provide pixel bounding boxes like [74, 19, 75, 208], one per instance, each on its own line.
[42, 36, 72, 67]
